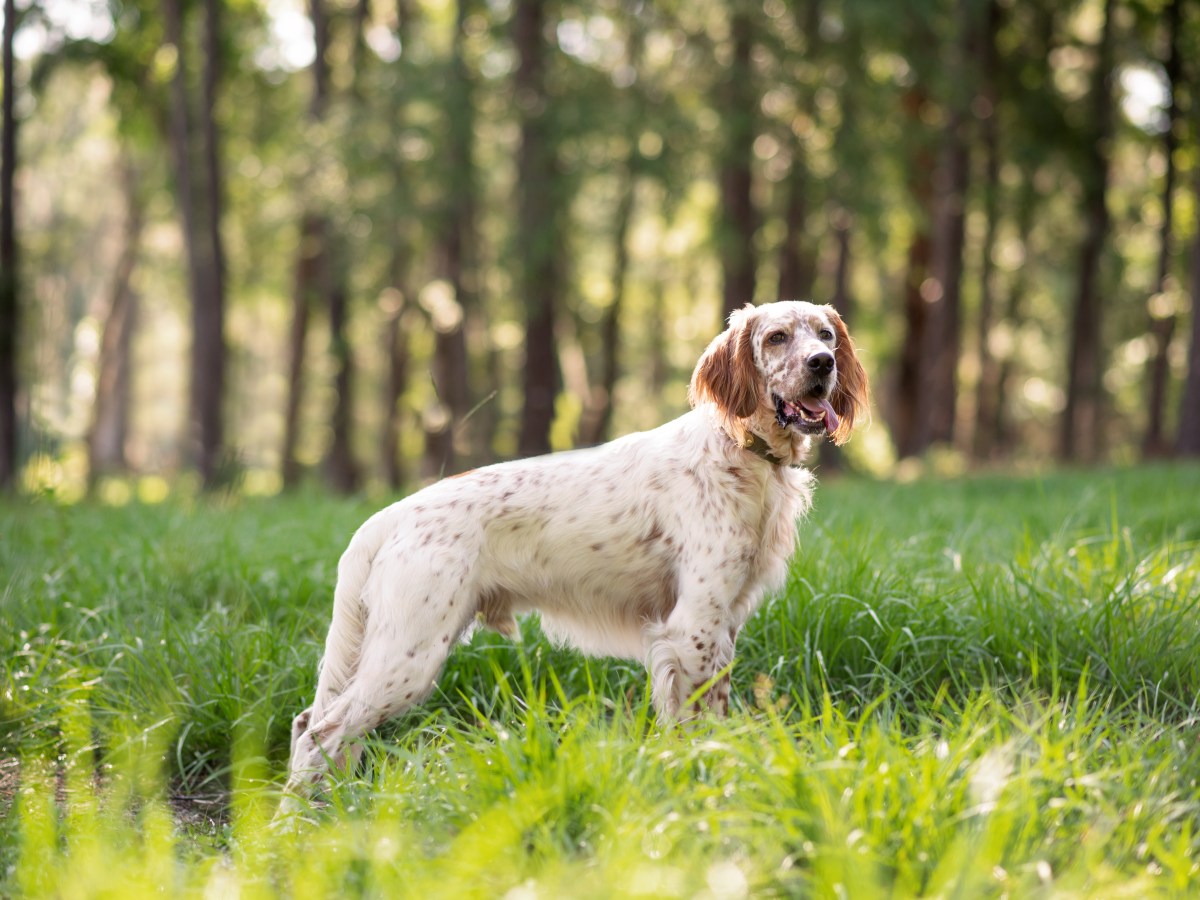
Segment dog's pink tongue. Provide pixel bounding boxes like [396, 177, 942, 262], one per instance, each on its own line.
[802, 398, 839, 434]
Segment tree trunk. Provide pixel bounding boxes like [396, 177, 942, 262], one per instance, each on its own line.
[279, 0, 334, 488]
[915, 0, 973, 452]
[649, 274, 668, 398]
[580, 13, 644, 447]
[281, 214, 319, 487]
[778, 0, 821, 304]
[425, 0, 483, 473]
[580, 159, 636, 446]
[0, 0, 18, 491]
[1178, 160, 1200, 456]
[88, 154, 143, 487]
[718, 9, 757, 318]
[194, 0, 227, 487]
[989, 189, 1036, 456]
[776, 140, 815, 302]
[379, 5, 417, 486]
[1060, 0, 1116, 463]
[893, 91, 934, 460]
[1141, 0, 1181, 459]
[514, 0, 562, 457]
[164, 0, 227, 489]
[325, 279, 359, 492]
[971, 0, 1002, 462]
[380, 282, 411, 490]
[818, 211, 852, 473]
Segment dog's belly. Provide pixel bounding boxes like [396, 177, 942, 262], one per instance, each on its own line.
[475, 515, 679, 660]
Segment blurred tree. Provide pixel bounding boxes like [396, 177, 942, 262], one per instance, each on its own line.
[970, 0, 1002, 460]
[425, 0, 481, 475]
[1061, 0, 1116, 463]
[280, 0, 359, 492]
[893, 84, 934, 460]
[1180, 148, 1200, 456]
[379, 2, 418, 489]
[775, 0, 820, 303]
[86, 152, 142, 487]
[914, 0, 976, 452]
[717, 2, 758, 318]
[163, 0, 228, 488]
[0, 0, 18, 491]
[578, 7, 646, 447]
[514, 0, 563, 457]
[1141, 0, 1181, 459]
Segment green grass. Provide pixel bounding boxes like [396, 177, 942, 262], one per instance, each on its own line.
[2, 465, 1199, 896]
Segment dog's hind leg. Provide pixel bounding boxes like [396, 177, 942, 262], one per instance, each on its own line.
[279, 563, 478, 812]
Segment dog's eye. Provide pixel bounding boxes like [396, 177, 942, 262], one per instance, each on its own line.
[767, 332, 788, 345]
[818, 328, 834, 341]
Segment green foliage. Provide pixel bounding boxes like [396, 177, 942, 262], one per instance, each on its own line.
[1, 466, 1199, 895]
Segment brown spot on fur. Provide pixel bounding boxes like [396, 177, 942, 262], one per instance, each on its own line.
[639, 520, 664, 546]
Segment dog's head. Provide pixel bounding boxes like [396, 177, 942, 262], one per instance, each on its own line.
[688, 301, 869, 446]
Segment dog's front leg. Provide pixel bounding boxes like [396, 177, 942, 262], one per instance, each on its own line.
[645, 558, 749, 721]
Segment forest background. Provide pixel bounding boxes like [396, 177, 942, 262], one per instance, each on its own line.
[1, 0, 1198, 497]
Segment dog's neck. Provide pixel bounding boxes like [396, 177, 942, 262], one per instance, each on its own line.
[730, 414, 814, 468]
[740, 431, 790, 466]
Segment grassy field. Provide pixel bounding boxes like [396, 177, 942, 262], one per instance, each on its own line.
[2, 464, 1199, 897]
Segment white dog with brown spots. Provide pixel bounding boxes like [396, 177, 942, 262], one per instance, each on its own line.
[280, 300, 869, 813]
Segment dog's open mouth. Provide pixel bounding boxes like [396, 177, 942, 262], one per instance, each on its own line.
[774, 393, 839, 436]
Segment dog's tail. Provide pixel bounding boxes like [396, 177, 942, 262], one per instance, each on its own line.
[311, 512, 391, 714]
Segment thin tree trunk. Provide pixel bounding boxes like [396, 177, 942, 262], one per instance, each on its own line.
[991, 188, 1036, 456]
[380, 4, 416, 486]
[579, 13, 644, 447]
[281, 214, 319, 487]
[380, 281, 412, 490]
[1178, 160, 1200, 456]
[829, 211, 852, 316]
[0, 0, 18, 490]
[164, 0, 226, 488]
[893, 90, 934, 460]
[425, 0, 482, 472]
[279, 0, 333, 487]
[777, 141, 815, 301]
[1061, 0, 1116, 463]
[88, 155, 143, 487]
[317, 0, 359, 493]
[580, 160, 636, 446]
[819, 211, 852, 473]
[194, 0, 227, 487]
[916, 0, 973, 451]
[971, 0, 1002, 462]
[515, 0, 562, 457]
[777, 0, 820, 303]
[718, 9, 757, 318]
[649, 274, 667, 398]
[325, 279, 359, 492]
[1141, 0, 1181, 459]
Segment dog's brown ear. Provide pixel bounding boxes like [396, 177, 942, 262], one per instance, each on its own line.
[826, 308, 869, 445]
[688, 305, 760, 420]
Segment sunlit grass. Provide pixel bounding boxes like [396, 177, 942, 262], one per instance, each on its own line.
[2, 465, 1199, 896]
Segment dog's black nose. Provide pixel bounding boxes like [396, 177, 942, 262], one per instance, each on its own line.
[808, 352, 834, 375]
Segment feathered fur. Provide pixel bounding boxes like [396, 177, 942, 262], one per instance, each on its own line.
[279, 300, 869, 814]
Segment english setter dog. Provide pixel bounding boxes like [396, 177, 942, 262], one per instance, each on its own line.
[281, 300, 868, 809]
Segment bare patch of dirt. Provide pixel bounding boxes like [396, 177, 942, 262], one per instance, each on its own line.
[0, 756, 18, 819]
